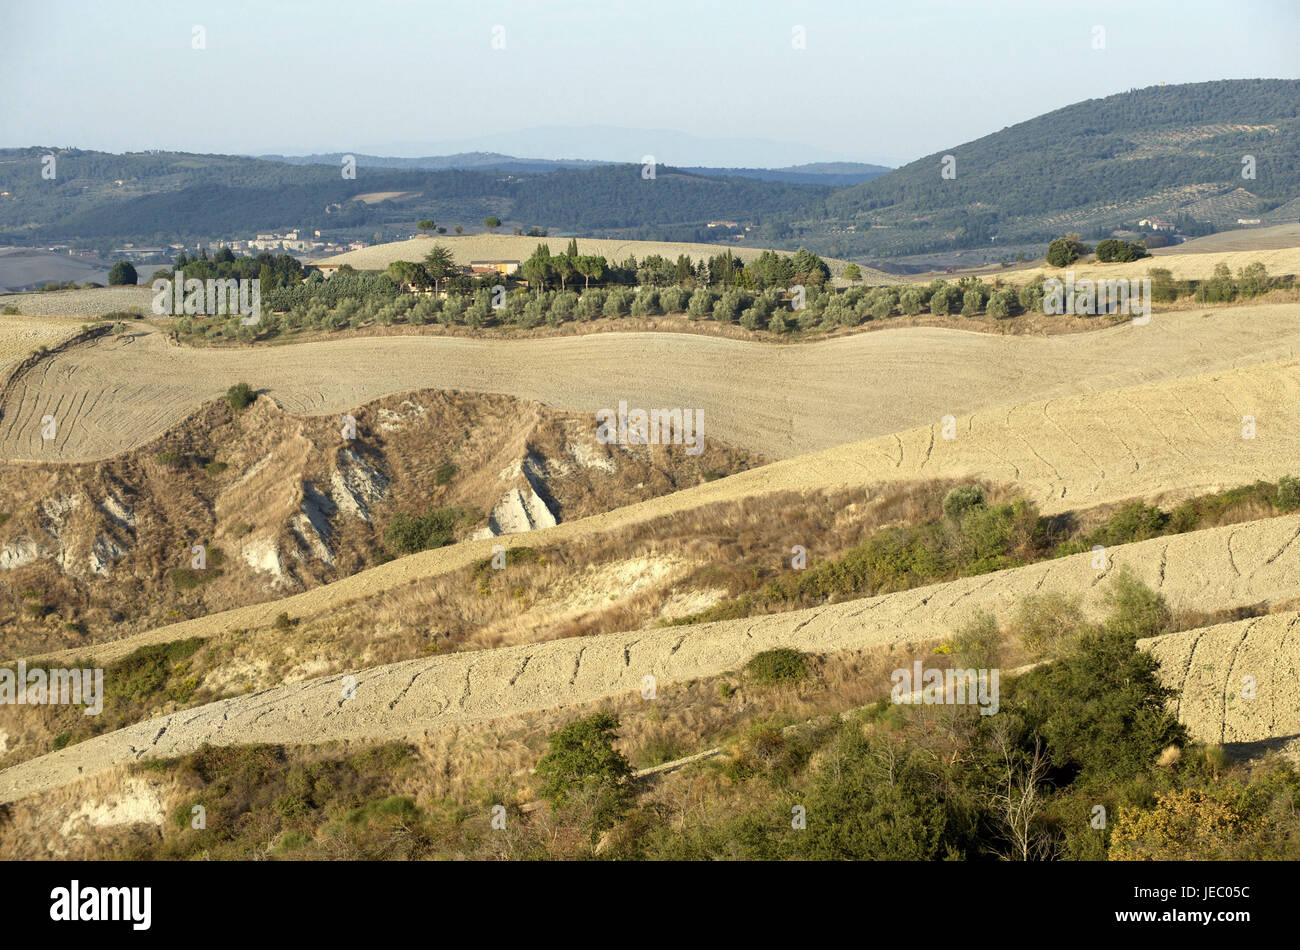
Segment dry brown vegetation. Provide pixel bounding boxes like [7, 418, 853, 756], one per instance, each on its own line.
[0, 387, 762, 657]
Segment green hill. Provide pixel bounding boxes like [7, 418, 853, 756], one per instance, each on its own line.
[803, 79, 1300, 257]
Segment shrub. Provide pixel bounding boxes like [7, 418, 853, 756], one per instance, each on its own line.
[942, 483, 986, 522]
[204, 460, 228, 477]
[957, 499, 1039, 572]
[1147, 266, 1179, 303]
[227, 382, 256, 412]
[1101, 566, 1171, 640]
[945, 610, 1002, 669]
[1010, 591, 1085, 655]
[1094, 239, 1150, 263]
[1046, 236, 1090, 267]
[535, 713, 632, 832]
[384, 506, 469, 554]
[1109, 789, 1244, 860]
[797, 729, 969, 859]
[1, 305, 19, 315]
[272, 612, 294, 631]
[1277, 475, 1300, 511]
[745, 647, 808, 684]
[170, 568, 206, 591]
[1009, 619, 1185, 784]
[433, 461, 457, 486]
[870, 292, 893, 320]
[108, 638, 205, 705]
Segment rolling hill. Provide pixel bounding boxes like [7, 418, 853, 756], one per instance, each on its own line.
[804, 79, 1300, 258]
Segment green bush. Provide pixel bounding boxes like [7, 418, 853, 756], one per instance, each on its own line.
[797, 730, 970, 859]
[1046, 236, 1090, 267]
[535, 713, 632, 833]
[745, 648, 808, 685]
[942, 483, 986, 522]
[945, 610, 1002, 669]
[1009, 621, 1184, 783]
[107, 260, 138, 286]
[384, 506, 469, 554]
[1095, 239, 1150, 263]
[433, 461, 457, 486]
[1278, 475, 1300, 512]
[227, 382, 256, 412]
[107, 638, 205, 705]
[1009, 591, 1085, 656]
[1101, 566, 1171, 640]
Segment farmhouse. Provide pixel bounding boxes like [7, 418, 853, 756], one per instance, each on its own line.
[469, 260, 520, 275]
[1138, 218, 1176, 232]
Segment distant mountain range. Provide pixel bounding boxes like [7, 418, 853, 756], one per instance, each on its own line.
[258, 151, 892, 186]
[325, 125, 889, 169]
[2, 80, 1296, 263]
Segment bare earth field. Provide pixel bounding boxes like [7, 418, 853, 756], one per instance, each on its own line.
[3, 303, 1299, 463]
[996, 245, 1300, 287]
[0, 286, 155, 318]
[4, 512, 1298, 804]
[1143, 610, 1300, 752]
[1153, 222, 1300, 254]
[0, 316, 88, 379]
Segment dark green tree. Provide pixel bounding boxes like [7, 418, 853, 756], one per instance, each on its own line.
[107, 260, 138, 285]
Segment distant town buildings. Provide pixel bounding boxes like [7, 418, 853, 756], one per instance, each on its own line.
[1138, 218, 1176, 232]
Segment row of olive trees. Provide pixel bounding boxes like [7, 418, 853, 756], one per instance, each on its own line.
[181, 274, 1058, 345]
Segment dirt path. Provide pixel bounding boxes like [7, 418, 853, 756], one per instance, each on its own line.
[4, 511, 1299, 804]
[3, 303, 1299, 462]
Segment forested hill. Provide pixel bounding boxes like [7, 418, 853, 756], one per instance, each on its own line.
[805, 79, 1300, 257]
[0, 149, 828, 248]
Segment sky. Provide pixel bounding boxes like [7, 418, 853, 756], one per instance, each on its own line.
[1, 0, 1297, 167]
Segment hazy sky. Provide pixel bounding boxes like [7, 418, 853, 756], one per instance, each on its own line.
[1, 0, 1296, 166]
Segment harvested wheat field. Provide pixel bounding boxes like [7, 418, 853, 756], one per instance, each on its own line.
[1142, 610, 1300, 754]
[5, 511, 1299, 804]
[1153, 222, 1300, 254]
[16, 351, 1300, 669]
[1000, 245, 1300, 287]
[310, 234, 880, 280]
[0, 316, 89, 377]
[0, 286, 155, 318]
[4, 302, 1300, 463]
